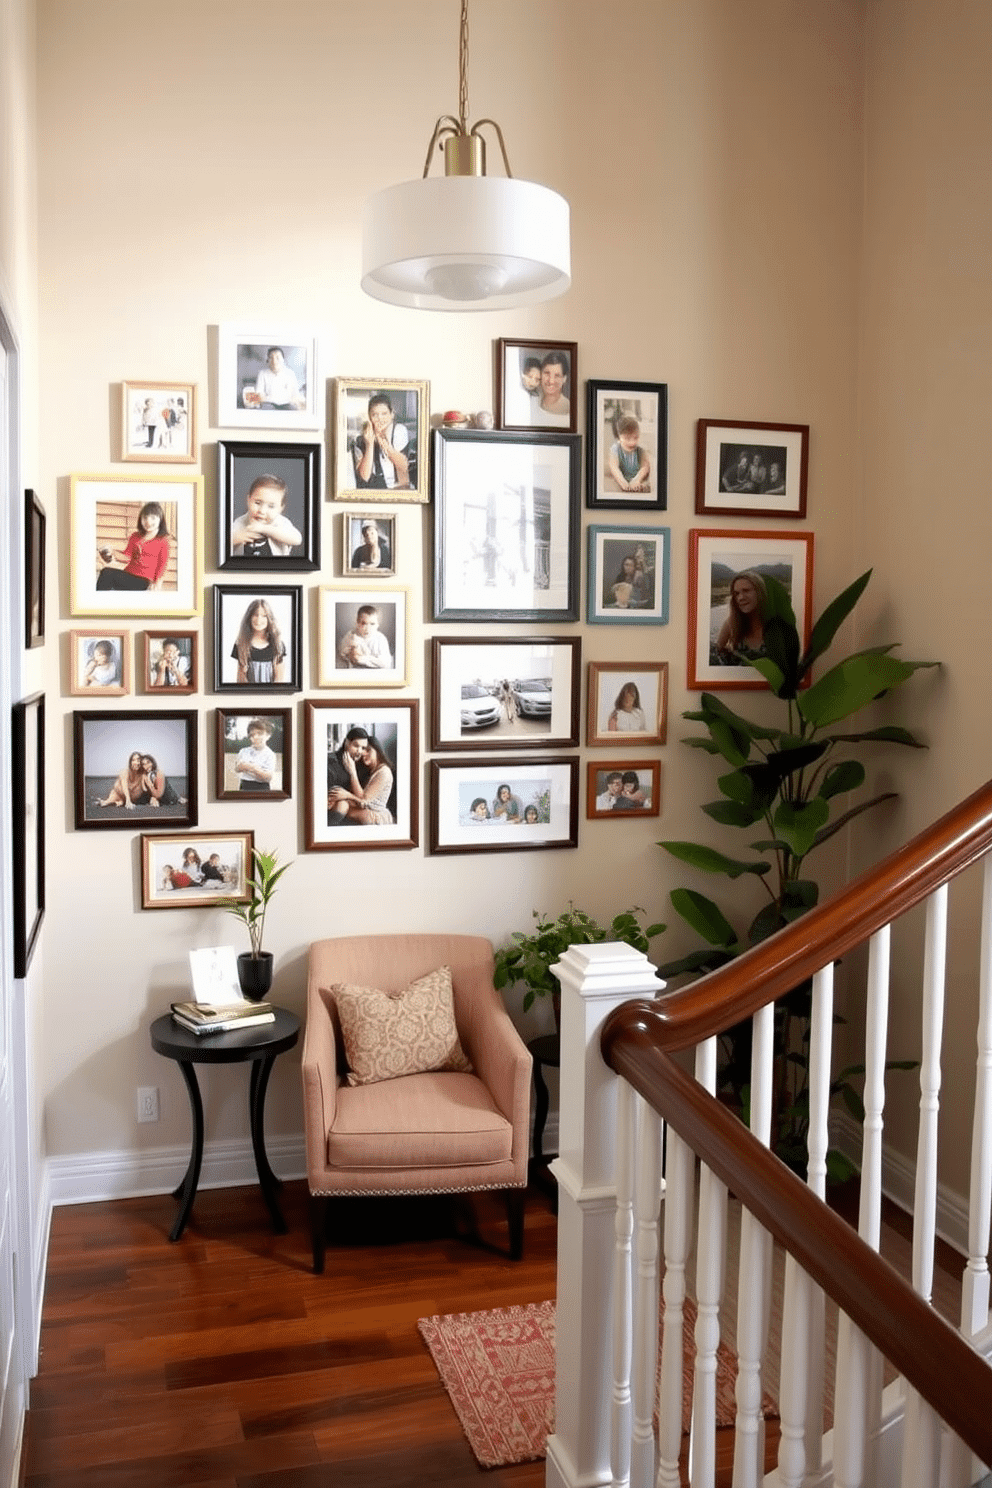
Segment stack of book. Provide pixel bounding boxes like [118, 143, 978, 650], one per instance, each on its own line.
[171, 1000, 275, 1035]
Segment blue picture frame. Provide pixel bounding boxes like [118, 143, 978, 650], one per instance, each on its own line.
[586, 524, 670, 625]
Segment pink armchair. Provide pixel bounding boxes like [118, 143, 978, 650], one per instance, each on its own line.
[302, 933, 532, 1272]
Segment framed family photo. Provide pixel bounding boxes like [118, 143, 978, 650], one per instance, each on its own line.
[213, 584, 302, 694]
[317, 586, 409, 687]
[216, 323, 321, 430]
[430, 636, 581, 751]
[73, 709, 197, 830]
[120, 380, 197, 463]
[68, 628, 131, 697]
[695, 419, 809, 519]
[585, 380, 668, 511]
[586, 524, 670, 625]
[215, 708, 292, 801]
[25, 488, 45, 648]
[303, 699, 419, 852]
[140, 830, 253, 910]
[429, 756, 579, 856]
[12, 692, 44, 977]
[342, 511, 396, 576]
[495, 338, 578, 433]
[217, 440, 320, 572]
[432, 428, 580, 622]
[586, 661, 668, 747]
[333, 378, 429, 503]
[142, 630, 197, 694]
[586, 760, 661, 820]
[70, 472, 203, 618]
[688, 528, 814, 690]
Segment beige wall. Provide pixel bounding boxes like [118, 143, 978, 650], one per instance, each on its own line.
[24, 0, 980, 1192]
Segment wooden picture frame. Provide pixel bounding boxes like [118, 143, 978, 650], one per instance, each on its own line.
[495, 338, 578, 433]
[333, 378, 429, 503]
[432, 428, 581, 622]
[303, 698, 419, 852]
[213, 584, 303, 694]
[68, 628, 131, 697]
[120, 379, 197, 463]
[586, 661, 668, 747]
[341, 510, 396, 577]
[73, 709, 197, 829]
[215, 708, 292, 801]
[25, 488, 45, 648]
[688, 528, 814, 690]
[586, 760, 661, 820]
[695, 418, 809, 519]
[12, 692, 44, 976]
[429, 756, 579, 856]
[586, 523, 671, 625]
[430, 636, 581, 751]
[140, 830, 254, 909]
[70, 472, 203, 618]
[141, 629, 197, 694]
[216, 323, 321, 430]
[585, 379, 668, 511]
[217, 439, 320, 572]
[317, 586, 409, 687]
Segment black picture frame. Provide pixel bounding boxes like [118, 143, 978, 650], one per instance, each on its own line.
[428, 755, 579, 856]
[25, 489, 45, 648]
[585, 380, 668, 511]
[12, 692, 44, 975]
[430, 636, 581, 751]
[217, 440, 320, 571]
[213, 584, 303, 693]
[73, 709, 198, 830]
[215, 708, 292, 801]
[431, 428, 581, 623]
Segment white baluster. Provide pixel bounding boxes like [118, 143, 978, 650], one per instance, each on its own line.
[611, 1079, 634, 1488]
[690, 1038, 726, 1488]
[630, 1094, 661, 1488]
[803, 965, 833, 1469]
[658, 1128, 694, 1488]
[776, 1256, 811, 1488]
[912, 885, 948, 1307]
[732, 1004, 773, 1488]
[900, 1386, 941, 1488]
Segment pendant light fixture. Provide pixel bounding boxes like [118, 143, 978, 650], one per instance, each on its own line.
[361, 0, 571, 312]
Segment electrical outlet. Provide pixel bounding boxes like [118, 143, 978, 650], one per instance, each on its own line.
[137, 1086, 159, 1123]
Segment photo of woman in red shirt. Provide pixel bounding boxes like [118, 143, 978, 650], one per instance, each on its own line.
[96, 501, 171, 590]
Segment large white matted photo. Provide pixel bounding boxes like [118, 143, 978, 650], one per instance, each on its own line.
[430, 636, 581, 751]
[317, 586, 409, 687]
[429, 756, 579, 856]
[303, 699, 418, 851]
[70, 473, 203, 618]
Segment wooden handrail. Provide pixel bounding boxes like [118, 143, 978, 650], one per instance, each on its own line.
[600, 1008, 992, 1467]
[647, 777, 992, 1052]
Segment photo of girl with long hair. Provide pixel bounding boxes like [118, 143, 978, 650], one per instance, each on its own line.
[215, 586, 301, 692]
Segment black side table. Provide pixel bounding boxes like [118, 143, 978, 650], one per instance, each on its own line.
[150, 1009, 300, 1241]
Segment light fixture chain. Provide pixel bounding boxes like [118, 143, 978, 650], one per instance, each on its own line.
[458, 0, 470, 133]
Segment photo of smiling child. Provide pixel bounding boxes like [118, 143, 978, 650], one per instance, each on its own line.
[230, 473, 302, 559]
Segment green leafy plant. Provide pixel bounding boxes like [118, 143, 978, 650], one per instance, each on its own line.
[494, 905, 666, 1012]
[219, 847, 291, 959]
[657, 569, 934, 1175]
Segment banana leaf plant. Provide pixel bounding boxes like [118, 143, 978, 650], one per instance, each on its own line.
[657, 569, 934, 1176]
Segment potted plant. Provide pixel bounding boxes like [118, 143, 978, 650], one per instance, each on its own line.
[656, 569, 933, 1175]
[494, 905, 666, 1028]
[220, 847, 291, 1002]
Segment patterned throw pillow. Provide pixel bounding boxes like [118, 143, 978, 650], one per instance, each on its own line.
[332, 966, 473, 1086]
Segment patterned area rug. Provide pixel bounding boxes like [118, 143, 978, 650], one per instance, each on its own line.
[419, 1296, 775, 1469]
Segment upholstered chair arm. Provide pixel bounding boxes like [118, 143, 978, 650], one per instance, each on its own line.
[459, 984, 532, 1145]
[301, 983, 340, 1182]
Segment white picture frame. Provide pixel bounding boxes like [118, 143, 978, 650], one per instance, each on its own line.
[216, 323, 322, 430]
[317, 586, 409, 687]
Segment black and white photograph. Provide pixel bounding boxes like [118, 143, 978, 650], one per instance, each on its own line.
[429, 756, 579, 856]
[586, 524, 671, 625]
[216, 323, 321, 430]
[688, 528, 814, 689]
[70, 473, 203, 619]
[495, 338, 578, 434]
[140, 830, 253, 909]
[432, 428, 580, 622]
[318, 586, 408, 687]
[586, 761, 661, 820]
[430, 636, 581, 751]
[215, 709, 292, 801]
[68, 629, 131, 697]
[217, 440, 320, 571]
[333, 378, 429, 502]
[142, 630, 197, 693]
[586, 661, 668, 747]
[12, 692, 44, 976]
[213, 584, 302, 693]
[586, 380, 668, 510]
[120, 380, 197, 463]
[303, 699, 418, 851]
[73, 709, 197, 829]
[342, 511, 396, 576]
[695, 419, 809, 518]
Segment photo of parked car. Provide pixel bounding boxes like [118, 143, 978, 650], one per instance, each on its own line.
[510, 678, 553, 717]
[460, 683, 502, 730]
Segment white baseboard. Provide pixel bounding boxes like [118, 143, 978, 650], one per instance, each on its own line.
[46, 1133, 307, 1207]
[831, 1111, 969, 1254]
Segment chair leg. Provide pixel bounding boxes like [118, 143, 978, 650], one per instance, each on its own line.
[309, 1194, 328, 1273]
[504, 1186, 525, 1261]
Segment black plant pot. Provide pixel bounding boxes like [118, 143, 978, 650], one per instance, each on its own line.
[237, 951, 273, 1003]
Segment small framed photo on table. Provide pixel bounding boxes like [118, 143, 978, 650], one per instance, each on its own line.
[73, 709, 197, 830]
[586, 524, 670, 625]
[586, 661, 668, 747]
[216, 324, 321, 430]
[695, 419, 809, 519]
[318, 586, 409, 687]
[217, 440, 320, 572]
[303, 699, 419, 852]
[430, 636, 581, 751]
[688, 528, 814, 690]
[70, 472, 203, 619]
[68, 628, 131, 697]
[215, 708, 292, 801]
[429, 756, 579, 856]
[120, 380, 197, 463]
[586, 380, 668, 511]
[140, 831, 254, 909]
[342, 511, 396, 576]
[495, 339, 578, 433]
[333, 378, 429, 503]
[213, 584, 302, 694]
[587, 760, 661, 820]
[432, 428, 580, 622]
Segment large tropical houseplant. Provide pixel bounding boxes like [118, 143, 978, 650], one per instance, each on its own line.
[657, 569, 934, 1175]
